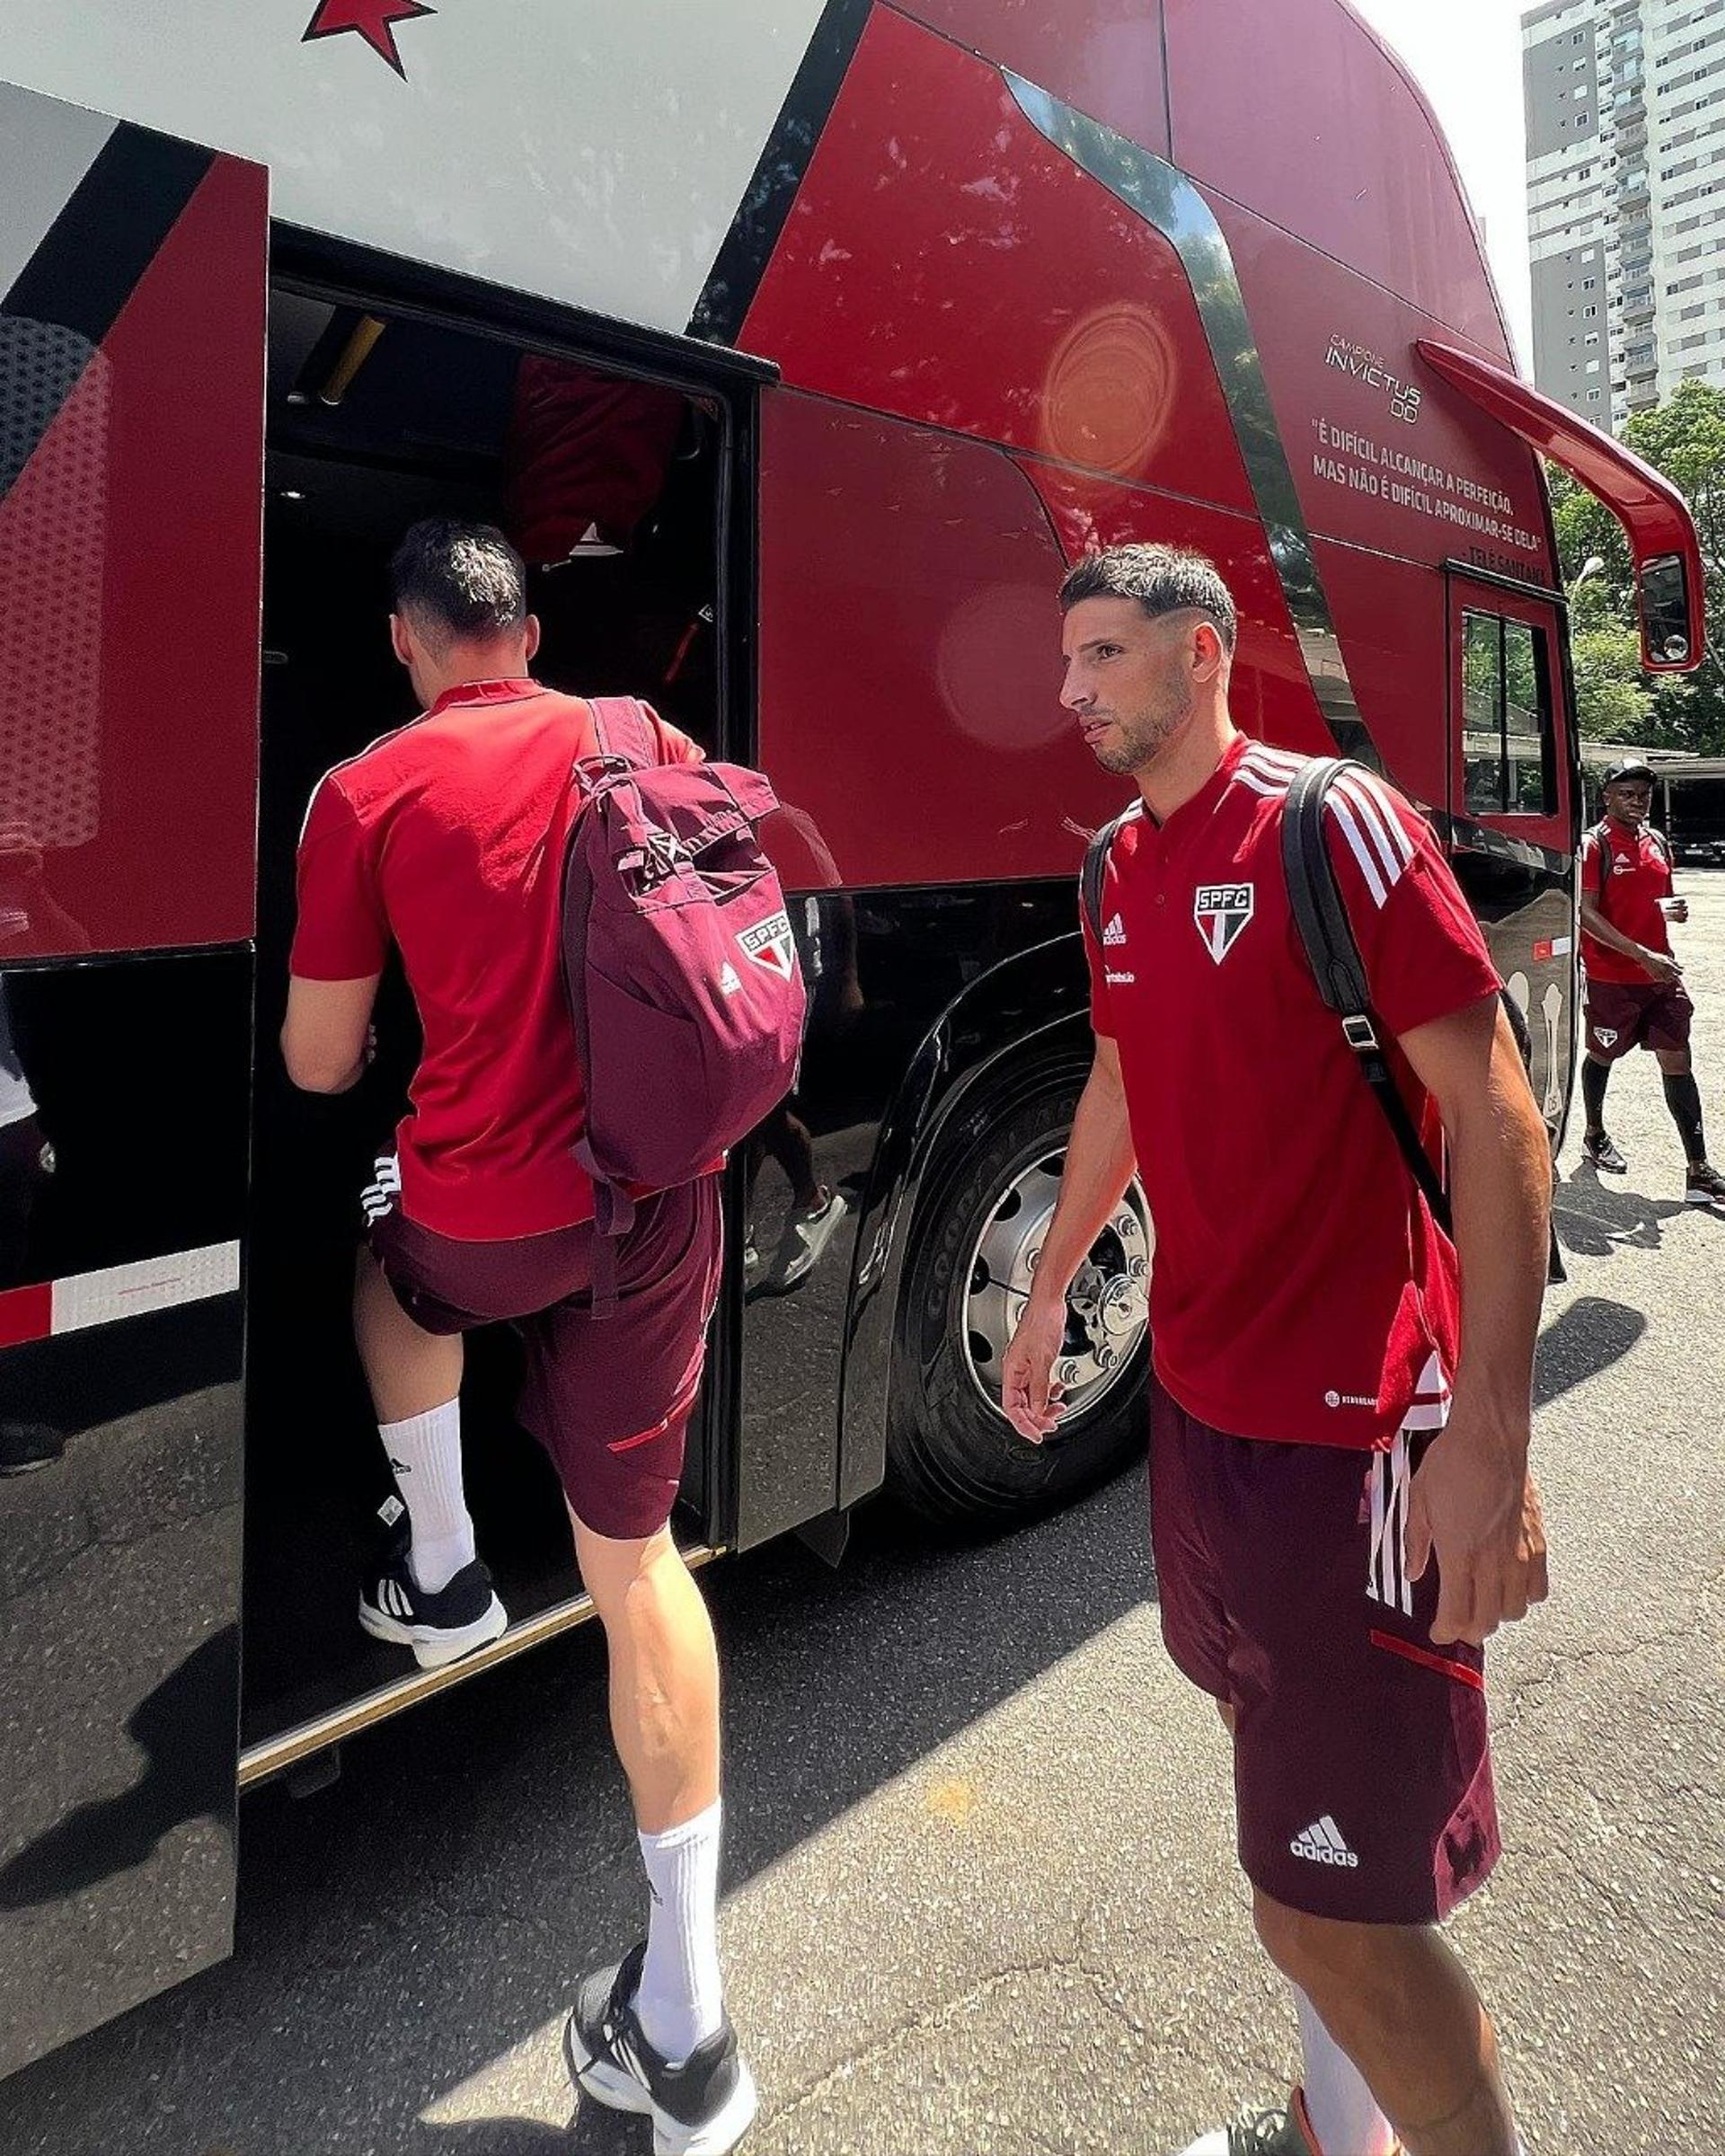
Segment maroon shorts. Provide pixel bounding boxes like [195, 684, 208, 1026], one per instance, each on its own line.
[367, 1170, 723, 1542]
[1149, 1383, 1499, 1924]
[1584, 977, 1693, 1061]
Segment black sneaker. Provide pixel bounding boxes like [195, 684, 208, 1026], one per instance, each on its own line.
[564, 1940, 757, 2156]
[1583, 1129, 1628, 1174]
[358, 1543, 507, 1670]
[1685, 1161, 1725, 1207]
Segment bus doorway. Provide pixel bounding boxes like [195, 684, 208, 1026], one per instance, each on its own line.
[240, 259, 754, 1763]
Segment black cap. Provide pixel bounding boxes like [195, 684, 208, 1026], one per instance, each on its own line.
[1603, 757, 1655, 787]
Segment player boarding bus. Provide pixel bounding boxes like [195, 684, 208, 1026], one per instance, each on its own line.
[0, 0, 1705, 2076]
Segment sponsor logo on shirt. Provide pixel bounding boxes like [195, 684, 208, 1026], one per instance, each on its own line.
[1324, 1389, 1377, 1409]
[1194, 882, 1254, 964]
[1102, 914, 1128, 948]
[738, 910, 796, 980]
[1105, 969, 1137, 986]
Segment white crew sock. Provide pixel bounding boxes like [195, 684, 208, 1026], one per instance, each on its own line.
[379, 1401, 475, 1594]
[1296, 1989, 1399, 2156]
[634, 1798, 724, 2064]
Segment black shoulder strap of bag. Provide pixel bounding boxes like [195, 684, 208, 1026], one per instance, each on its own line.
[1080, 808, 1135, 946]
[1281, 757, 1454, 1237]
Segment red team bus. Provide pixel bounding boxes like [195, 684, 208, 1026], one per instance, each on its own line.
[0, 0, 1705, 2078]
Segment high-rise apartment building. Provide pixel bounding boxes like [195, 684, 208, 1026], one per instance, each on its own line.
[1524, 0, 1725, 429]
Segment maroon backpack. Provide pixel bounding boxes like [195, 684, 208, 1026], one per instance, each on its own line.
[561, 697, 806, 1312]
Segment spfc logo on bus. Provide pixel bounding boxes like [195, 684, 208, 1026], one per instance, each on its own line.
[1194, 883, 1254, 964]
[738, 910, 797, 981]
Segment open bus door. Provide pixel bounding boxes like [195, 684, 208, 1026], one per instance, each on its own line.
[0, 82, 264, 2075]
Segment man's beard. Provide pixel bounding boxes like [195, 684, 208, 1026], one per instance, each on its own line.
[1091, 694, 1190, 776]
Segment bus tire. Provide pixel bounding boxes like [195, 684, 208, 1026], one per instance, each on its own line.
[885, 1076, 1151, 1533]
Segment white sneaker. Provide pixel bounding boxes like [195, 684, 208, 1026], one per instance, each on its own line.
[759, 1188, 848, 1296]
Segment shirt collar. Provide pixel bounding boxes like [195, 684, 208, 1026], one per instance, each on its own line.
[426, 677, 540, 717]
[1145, 732, 1252, 836]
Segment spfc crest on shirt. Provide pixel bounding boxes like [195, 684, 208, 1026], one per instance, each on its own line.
[1194, 882, 1254, 964]
[738, 910, 796, 980]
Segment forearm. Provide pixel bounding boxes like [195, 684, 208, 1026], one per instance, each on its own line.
[1028, 1049, 1136, 1308]
[1446, 1043, 1551, 1454]
[1579, 897, 1650, 967]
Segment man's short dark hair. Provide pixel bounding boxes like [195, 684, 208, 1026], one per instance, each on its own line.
[1058, 543, 1239, 656]
[389, 519, 527, 648]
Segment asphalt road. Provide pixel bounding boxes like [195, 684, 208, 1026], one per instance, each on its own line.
[3, 881, 1722, 2156]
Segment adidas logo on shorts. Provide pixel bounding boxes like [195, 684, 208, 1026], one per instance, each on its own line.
[1290, 1815, 1359, 1869]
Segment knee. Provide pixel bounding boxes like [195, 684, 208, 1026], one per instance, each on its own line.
[1658, 1050, 1693, 1076]
[1252, 1891, 1365, 2000]
[573, 1513, 676, 1624]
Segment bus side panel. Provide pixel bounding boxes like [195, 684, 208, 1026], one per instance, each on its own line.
[0, 950, 249, 2080]
[756, 388, 1120, 892]
[0, 93, 265, 959]
[1308, 540, 1455, 818]
[1164, 0, 1511, 357]
[1205, 189, 1557, 595]
[739, 6, 1256, 521]
[892, 0, 1170, 163]
[0, 83, 265, 2077]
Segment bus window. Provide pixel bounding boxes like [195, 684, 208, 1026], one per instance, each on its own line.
[1461, 609, 1557, 820]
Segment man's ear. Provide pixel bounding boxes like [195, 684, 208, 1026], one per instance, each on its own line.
[389, 612, 414, 669]
[523, 614, 543, 665]
[1191, 621, 1226, 685]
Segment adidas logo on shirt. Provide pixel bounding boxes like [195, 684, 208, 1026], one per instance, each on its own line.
[1102, 914, 1128, 948]
[719, 962, 743, 997]
[1290, 1815, 1359, 1869]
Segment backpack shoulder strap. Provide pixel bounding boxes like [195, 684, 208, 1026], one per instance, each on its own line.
[1281, 758, 1372, 1024]
[588, 694, 659, 769]
[1080, 808, 1134, 944]
[1280, 756, 1454, 1237]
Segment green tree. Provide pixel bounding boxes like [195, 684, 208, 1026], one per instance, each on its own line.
[1571, 622, 1656, 742]
[1549, 378, 1725, 752]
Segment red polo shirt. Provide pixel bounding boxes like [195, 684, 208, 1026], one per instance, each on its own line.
[291, 679, 702, 1241]
[1084, 736, 1500, 1450]
[1579, 817, 1673, 985]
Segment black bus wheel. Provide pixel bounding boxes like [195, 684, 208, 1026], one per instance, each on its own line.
[886, 1079, 1153, 1532]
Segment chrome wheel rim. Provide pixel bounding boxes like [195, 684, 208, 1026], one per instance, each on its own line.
[960, 1146, 1152, 1427]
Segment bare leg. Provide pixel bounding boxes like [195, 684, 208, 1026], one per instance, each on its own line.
[571, 1507, 727, 2060]
[569, 1507, 721, 1833]
[353, 1248, 462, 1420]
[1253, 1891, 1517, 2156]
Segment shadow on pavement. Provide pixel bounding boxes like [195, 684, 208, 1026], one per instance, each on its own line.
[0, 1468, 1154, 2155]
[1554, 1162, 1693, 1258]
[1534, 1296, 1647, 1409]
[0, 1630, 236, 1912]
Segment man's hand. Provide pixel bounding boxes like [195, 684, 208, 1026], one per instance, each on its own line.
[1641, 949, 1684, 985]
[1405, 1427, 1548, 1648]
[1002, 1291, 1069, 1445]
[1664, 897, 1691, 926]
